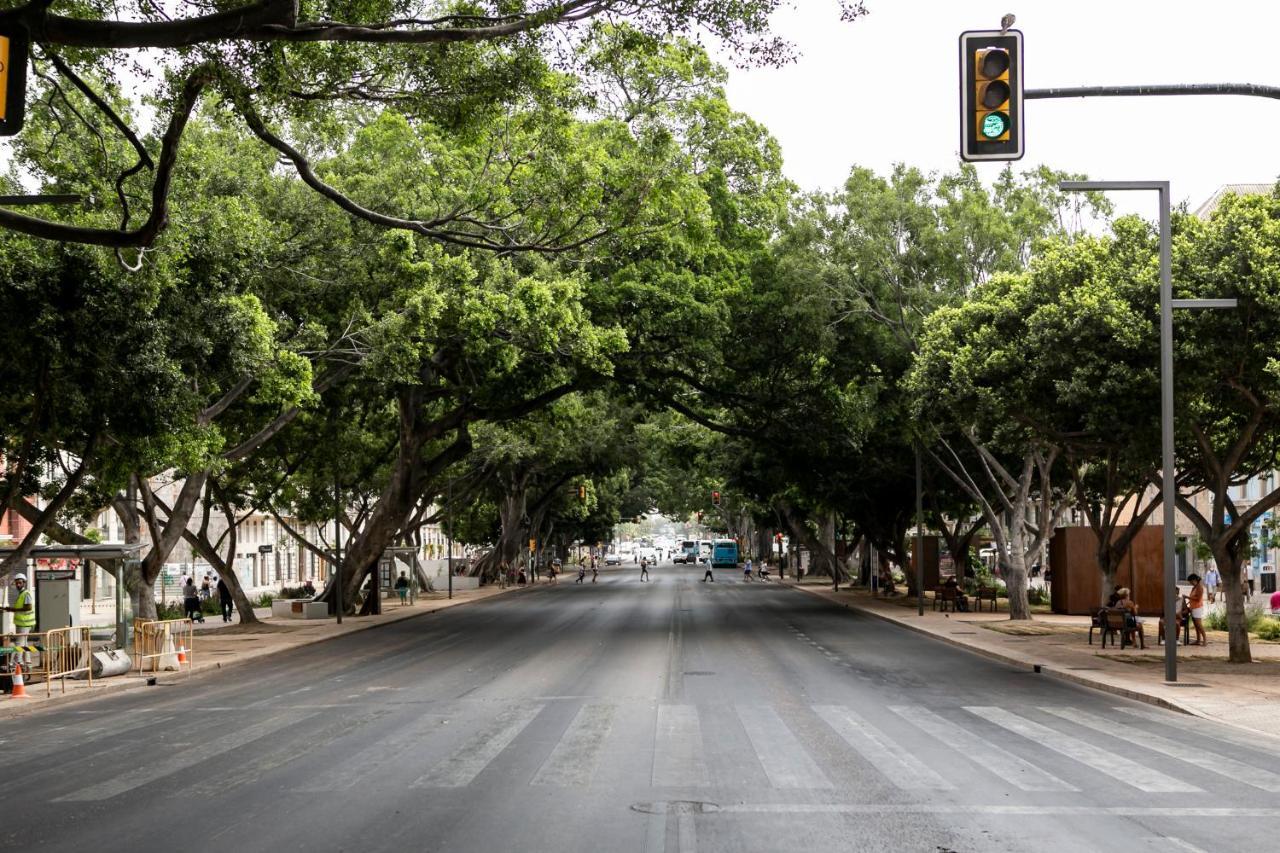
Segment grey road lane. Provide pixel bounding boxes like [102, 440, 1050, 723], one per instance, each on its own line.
[2, 561, 1270, 853]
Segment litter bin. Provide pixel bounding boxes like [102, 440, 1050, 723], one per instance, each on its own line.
[1263, 573, 1277, 595]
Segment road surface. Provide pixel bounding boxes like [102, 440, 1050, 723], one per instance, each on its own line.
[4, 559, 1272, 852]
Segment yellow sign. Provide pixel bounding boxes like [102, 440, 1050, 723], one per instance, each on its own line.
[0, 36, 9, 121]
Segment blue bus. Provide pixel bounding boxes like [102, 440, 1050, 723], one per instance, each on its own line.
[711, 539, 739, 568]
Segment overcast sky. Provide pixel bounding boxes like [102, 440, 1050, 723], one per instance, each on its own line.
[721, 0, 1280, 216]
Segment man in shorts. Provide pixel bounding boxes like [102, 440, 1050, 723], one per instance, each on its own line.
[640, 557, 650, 582]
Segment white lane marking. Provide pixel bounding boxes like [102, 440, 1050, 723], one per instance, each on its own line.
[295, 709, 453, 791]
[735, 706, 831, 790]
[716, 804, 1280, 817]
[1115, 706, 1280, 757]
[652, 705, 710, 788]
[412, 702, 545, 788]
[1144, 837, 1209, 853]
[969, 707, 1200, 793]
[1043, 706, 1280, 792]
[531, 703, 616, 787]
[814, 705, 953, 790]
[890, 705, 1077, 792]
[57, 712, 317, 801]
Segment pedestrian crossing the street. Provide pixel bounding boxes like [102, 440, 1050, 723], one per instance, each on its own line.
[43, 698, 1280, 804]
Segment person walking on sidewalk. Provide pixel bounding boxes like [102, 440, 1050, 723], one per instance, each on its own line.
[182, 577, 203, 623]
[395, 571, 410, 604]
[217, 576, 234, 622]
[4, 574, 35, 669]
[1204, 565, 1221, 603]
[640, 557, 650, 582]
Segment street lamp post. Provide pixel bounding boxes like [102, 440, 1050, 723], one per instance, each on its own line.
[1060, 181, 1235, 683]
[916, 443, 925, 616]
[446, 477, 453, 601]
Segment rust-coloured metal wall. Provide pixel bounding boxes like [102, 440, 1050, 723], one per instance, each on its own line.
[1049, 525, 1164, 616]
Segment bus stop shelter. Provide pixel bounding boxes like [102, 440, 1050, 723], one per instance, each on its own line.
[0, 544, 143, 648]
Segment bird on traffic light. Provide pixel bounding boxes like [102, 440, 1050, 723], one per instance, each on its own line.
[1000, 12, 1015, 33]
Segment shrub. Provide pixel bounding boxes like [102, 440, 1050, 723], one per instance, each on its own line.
[253, 592, 275, 608]
[1206, 598, 1268, 632]
[1256, 619, 1280, 641]
[1027, 586, 1048, 606]
[277, 586, 311, 600]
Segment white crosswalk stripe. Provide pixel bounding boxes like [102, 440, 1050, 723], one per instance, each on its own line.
[295, 708, 455, 792]
[969, 706, 1201, 793]
[1114, 706, 1280, 758]
[736, 705, 831, 789]
[1042, 706, 1280, 792]
[413, 702, 545, 788]
[57, 711, 319, 801]
[814, 705, 953, 790]
[532, 703, 616, 787]
[890, 705, 1077, 791]
[652, 705, 710, 788]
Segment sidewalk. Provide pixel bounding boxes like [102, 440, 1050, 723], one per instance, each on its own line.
[785, 578, 1280, 744]
[0, 581, 535, 718]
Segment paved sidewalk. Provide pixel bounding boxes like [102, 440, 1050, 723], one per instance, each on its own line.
[785, 578, 1280, 744]
[0, 581, 535, 717]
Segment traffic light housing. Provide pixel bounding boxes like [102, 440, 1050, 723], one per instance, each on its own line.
[577, 484, 587, 501]
[959, 29, 1023, 161]
[711, 490, 721, 507]
[0, 23, 29, 136]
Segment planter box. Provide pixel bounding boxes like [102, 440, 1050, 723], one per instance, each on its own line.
[270, 599, 330, 619]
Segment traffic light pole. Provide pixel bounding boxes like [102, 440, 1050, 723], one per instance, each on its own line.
[1060, 181, 1237, 684]
[1027, 83, 1280, 102]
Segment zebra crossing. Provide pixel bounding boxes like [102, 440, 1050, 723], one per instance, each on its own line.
[48, 699, 1279, 803]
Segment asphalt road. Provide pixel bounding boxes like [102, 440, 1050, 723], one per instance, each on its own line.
[4, 560, 1274, 853]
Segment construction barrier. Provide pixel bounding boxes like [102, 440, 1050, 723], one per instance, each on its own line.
[132, 618, 193, 676]
[35, 627, 94, 697]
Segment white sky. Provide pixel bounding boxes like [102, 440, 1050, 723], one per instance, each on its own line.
[722, 0, 1280, 216]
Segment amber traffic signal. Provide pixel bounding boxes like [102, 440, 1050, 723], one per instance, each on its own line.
[959, 29, 1023, 161]
[0, 24, 28, 136]
[577, 484, 587, 501]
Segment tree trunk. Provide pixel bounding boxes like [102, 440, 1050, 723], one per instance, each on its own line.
[1003, 529, 1032, 620]
[1214, 548, 1251, 663]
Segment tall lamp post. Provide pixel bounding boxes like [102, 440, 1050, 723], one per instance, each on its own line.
[446, 477, 453, 600]
[1060, 181, 1235, 683]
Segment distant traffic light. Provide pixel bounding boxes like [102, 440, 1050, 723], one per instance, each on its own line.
[578, 484, 587, 501]
[711, 490, 721, 507]
[0, 24, 29, 136]
[959, 28, 1023, 161]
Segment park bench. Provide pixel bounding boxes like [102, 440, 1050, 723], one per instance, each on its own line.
[1099, 608, 1144, 650]
[974, 585, 1000, 612]
[932, 585, 958, 612]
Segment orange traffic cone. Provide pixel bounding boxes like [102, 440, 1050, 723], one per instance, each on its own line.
[176, 645, 187, 665]
[10, 663, 29, 699]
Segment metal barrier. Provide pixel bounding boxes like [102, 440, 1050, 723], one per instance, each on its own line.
[132, 618, 193, 675]
[37, 627, 93, 696]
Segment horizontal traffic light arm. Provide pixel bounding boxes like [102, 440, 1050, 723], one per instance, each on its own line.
[1027, 83, 1280, 100]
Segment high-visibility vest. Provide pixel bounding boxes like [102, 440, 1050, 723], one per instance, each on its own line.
[13, 589, 35, 629]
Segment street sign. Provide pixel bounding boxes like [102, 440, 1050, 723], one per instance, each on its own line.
[0, 24, 29, 136]
[35, 569, 77, 581]
[959, 29, 1024, 162]
[259, 544, 274, 554]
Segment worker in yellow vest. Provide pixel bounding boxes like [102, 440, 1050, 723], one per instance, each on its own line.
[5, 574, 35, 669]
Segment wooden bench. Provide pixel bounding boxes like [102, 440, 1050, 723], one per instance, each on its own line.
[974, 585, 1000, 612]
[1099, 608, 1144, 649]
[932, 585, 957, 612]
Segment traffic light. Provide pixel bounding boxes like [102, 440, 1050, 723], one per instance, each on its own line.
[577, 484, 587, 502]
[711, 490, 721, 507]
[0, 23, 28, 136]
[959, 28, 1023, 161]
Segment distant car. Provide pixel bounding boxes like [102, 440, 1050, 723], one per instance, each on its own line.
[638, 546, 660, 563]
[604, 552, 622, 566]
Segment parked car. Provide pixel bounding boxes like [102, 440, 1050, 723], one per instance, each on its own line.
[604, 552, 622, 566]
